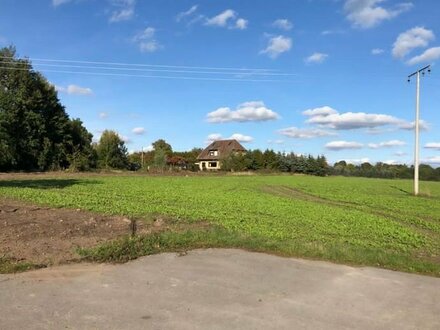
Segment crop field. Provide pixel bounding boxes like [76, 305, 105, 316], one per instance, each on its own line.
[1, 174, 440, 276]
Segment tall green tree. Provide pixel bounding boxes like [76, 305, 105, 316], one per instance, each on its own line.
[96, 130, 128, 169]
[152, 139, 173, 156]
[66, 119, 97, 171]
[0, 46, 95, 171]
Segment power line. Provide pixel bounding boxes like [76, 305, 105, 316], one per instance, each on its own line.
[0, 56, 279, 72]
[0, 60, 297, 76]
[0, 66, 293, 83]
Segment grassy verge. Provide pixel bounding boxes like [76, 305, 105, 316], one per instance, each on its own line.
[78, 225, 440, 277]
[0, 257, 44, 274]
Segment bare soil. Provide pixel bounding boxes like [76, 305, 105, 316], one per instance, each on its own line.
[0, 198, 146, 266]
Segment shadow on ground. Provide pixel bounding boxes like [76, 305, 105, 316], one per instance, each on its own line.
[0, 179, 101, 189]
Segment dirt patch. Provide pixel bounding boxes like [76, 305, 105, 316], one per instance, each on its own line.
[0, 198, 148, 267]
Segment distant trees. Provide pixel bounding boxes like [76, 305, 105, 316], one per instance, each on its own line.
[221, 150, 329, 176]
[96, 130, 128, 169]
[330, 161, 440, 181]
[0, 46, 95, 171]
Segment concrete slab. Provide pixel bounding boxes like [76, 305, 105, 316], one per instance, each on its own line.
[0, 249, 439, 329]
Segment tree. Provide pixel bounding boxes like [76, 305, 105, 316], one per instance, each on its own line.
[315, 155, 329, 176]
[152, 139, 172, 155]
[66, 119, 97, 171]
[153, 149, 166, 170]
[0, 46, 95, 171]
[96, 130, 128, 169]
[262, 149, 278, 170]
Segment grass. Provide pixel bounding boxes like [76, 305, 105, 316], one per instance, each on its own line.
[0, 257, 43, 273]
[1, 174, 440, 276]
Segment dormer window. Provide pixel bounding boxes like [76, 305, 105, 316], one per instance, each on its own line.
[209, 149, 218, 156]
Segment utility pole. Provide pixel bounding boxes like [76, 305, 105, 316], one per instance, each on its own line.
[407, 65, 431, 196]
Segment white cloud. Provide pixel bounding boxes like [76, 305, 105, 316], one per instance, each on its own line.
[67, 85, 93, 95]
[99, 112, 109, 119]
[307, 111, 401, 130]
[326, 140, 363, 150]
[302, 106, 424, 132]
[134, 27, 155, 40]
[144, 144, 154, 152]
[207, 101, 279, 123]
[344, 0, 413, 29]
[176, 5, 198, 22]
[268, 139, 284, 145]
[394, 151, 407, 156]
[371, 48, 384, 55]
[305, 52, 328, 64]
[139, 41, 161, 53]
[278, 127, 336, 139]
[337, 157, 370, 165]
[272, 19, 293, 31]
[407, 47, 440, 65]
[235, 18, 248, 30]
[422, 156, 440, 166]
[110, 8, 134, 22]
[119, 134, 132, 144]
[109, 0, 136, 23]
[132, 127, 145, 135]
[425, 142, 440, 150]
[397, 120, 429, 131]
[133, 27, 162, 53]
[205, 133, 253, 144]
[321, 29, 346, 36]
[302, 106, 338, 117]
[205, 9, 236, 27]
[229, 133, 254, 143]
[383, 159, 399, 165]
[52, 0, 72, 6]
[392, 27, 435, 58]
[365, 127, 395, 135]
[205, 133, 223, 144]
[205, 9, 248, 30]
[368, 140, 406, 149]
[260, 35, 292, 59]
[56, 84, 93, 95]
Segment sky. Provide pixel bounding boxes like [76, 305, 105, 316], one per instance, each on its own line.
[0, 0, 440, 166]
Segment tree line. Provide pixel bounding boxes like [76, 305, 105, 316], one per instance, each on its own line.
[332, 161, 440, 181]
[128, 146, 330, 176]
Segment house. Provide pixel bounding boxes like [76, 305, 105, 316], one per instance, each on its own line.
[196, 139, 247, 170]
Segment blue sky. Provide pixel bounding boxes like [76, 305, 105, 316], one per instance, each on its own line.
[1, 0, 440, 166]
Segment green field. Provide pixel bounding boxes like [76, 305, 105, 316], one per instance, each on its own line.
[1, 174, 440, 276]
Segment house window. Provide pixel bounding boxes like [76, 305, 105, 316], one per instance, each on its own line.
[208, 162, 217, 168]
[209, 150, 218, 156]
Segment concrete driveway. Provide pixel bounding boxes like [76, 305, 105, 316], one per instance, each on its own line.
[1, 249, 439, 329]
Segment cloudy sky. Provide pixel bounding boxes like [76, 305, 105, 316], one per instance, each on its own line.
[1, 0, 440, 165]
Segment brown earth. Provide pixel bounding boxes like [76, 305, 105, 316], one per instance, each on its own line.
[0, 198, 149, 267]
